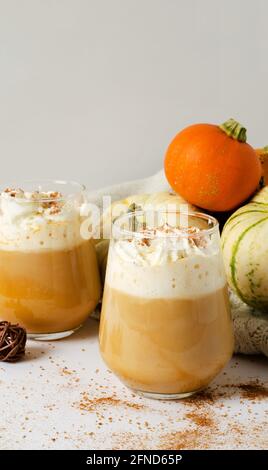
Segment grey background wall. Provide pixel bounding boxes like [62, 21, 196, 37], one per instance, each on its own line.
[0, 0, 267, 189]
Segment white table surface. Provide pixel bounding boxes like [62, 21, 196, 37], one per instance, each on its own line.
[1, 317, 268, 450]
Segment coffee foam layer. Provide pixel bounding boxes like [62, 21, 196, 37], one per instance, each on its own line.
[106, 240, 226, 298]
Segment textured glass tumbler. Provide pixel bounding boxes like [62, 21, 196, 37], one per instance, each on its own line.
[0, 179, 101, 340]
[100, 210, 234, 399]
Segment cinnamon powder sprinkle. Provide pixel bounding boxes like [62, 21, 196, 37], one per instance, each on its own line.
[2, 188, 63, 215]
[60, 367, 73, 376]
[237, 380, 268, 400]
[185, 411, 214, 427]
[76, 393, 145, 412]
[183, 390, 215, 407]
[160, 429, 210, 450]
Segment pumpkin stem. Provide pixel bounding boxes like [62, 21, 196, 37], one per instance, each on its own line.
[219, 118, 247, 143]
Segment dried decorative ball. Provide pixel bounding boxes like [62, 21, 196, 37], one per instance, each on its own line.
[0, 321, 27, 362]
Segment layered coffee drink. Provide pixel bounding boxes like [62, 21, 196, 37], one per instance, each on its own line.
[100, 211, 234, 398]
[0, 182, 101, 339]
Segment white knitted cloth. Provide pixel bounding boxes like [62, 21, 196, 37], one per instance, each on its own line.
[230, 291, 268, 356]
[87, 170, 268, 357]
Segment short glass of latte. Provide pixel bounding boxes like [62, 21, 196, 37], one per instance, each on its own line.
[99, 209, 234, 399]
[0, 180, 101, 340]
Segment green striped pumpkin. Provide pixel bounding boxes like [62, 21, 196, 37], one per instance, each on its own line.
[221, 187, 268, 310]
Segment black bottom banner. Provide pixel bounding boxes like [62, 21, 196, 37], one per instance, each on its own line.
[0, 450, 267, 465]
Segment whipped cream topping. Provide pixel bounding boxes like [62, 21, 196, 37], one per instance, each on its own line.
[106, 225, 226, 298]
[114, 224, 209, 267]
[0, 188, 83, 251]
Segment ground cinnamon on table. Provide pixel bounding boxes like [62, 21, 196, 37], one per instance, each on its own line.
[160, 429, 210, 450]
[237, 380, 268, 400]
[68, 371, 268, 449]
[184, 411, 214, 427]
[76, 394, 145, 412]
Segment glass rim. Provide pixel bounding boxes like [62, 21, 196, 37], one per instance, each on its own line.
[113, 209, 219, 239]
[0, 179, 86, 203]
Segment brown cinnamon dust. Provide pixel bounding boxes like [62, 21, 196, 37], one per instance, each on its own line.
[184, 411, 214, 427]
[76, 393, 145, 412]
[237, 380, 268, 400]
[3, 345, 268, 450]
[70, 376, 268, 449]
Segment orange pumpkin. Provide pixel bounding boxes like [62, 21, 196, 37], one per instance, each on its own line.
[256, 146, 268, 186]
[164, 118, 262, 212]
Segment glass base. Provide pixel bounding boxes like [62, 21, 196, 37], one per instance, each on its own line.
[27, 324, 82, 341]
[132, 388, 203, 400]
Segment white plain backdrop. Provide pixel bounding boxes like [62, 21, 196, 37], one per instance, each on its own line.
[0, 0, 267, 190]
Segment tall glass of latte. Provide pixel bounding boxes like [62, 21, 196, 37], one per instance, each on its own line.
[0, 180, 101, 340]
[100, 210, 234, 399]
